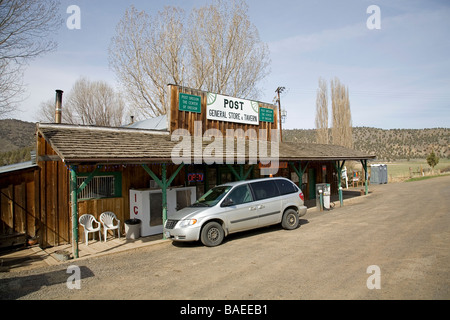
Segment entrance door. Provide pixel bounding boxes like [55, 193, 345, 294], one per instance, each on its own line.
[308, 168, 316, 200]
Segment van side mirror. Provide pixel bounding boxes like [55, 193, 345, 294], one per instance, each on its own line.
[221, 197, 234, 207]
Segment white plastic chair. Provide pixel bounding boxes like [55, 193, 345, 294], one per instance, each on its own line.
[79, 214, 102, 245]
[100, 211, 121, 241]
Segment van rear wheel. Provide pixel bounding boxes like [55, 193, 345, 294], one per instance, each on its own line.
[200, 221, 224, 247]
[282, 209, 299, 230]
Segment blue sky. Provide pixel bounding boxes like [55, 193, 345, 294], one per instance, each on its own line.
[16, 0, 450, 129]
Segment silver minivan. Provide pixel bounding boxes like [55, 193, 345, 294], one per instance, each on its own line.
[164, 177, 307, 246]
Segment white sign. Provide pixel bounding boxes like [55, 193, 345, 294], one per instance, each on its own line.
[207, 92, 259, 125]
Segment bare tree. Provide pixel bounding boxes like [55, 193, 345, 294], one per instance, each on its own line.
[187, 0, 270, 99]
[109, 6, 185, 118]
[331, 77, 353, 149]
[36, 77, 126, 126]
[0, 0, 62, 116]
[315, 77, 329, 144]
[109, 0, 270, 118]
[36, 97, 74, 123]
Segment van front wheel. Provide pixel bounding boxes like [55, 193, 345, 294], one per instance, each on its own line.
[200, 221, 224, 247]
[281, 209, 299, 230]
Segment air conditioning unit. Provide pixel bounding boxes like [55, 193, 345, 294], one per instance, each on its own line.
[129, 186, 196, 237]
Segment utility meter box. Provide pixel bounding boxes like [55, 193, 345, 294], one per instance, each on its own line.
[316, 183, 331, 210]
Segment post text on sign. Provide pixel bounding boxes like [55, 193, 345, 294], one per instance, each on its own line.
[207, 92, 259, 125]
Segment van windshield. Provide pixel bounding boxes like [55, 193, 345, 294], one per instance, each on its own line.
[191, 185, 233, 207]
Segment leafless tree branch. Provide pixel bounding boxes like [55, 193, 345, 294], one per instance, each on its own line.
[0, 0, 62, 117]
[109, 0, 270, 118]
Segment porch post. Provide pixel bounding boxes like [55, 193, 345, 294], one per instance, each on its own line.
[338, 161, 343, 207]
[69, 165, 79, 259]
[361, 159, 369, 195]
[69, 165, 103, 259]
[226, 164, 254, 181]
[161, 164, 167, 232]
[334, 160, 345, 207]
[141, 163, 185, 239]
[289, 161, 309, 190]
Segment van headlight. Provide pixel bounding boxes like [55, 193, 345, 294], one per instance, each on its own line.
[178, 219, 197, 228]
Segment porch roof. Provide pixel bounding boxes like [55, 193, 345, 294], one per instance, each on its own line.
[36, 123, 376, 164]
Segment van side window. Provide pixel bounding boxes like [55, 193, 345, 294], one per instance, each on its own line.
[274, 179, 299, 195]
[224, 184, 253, 206]
[250, 180, 280, 200]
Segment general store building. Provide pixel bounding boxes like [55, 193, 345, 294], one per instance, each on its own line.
[0, 84, 375, 255]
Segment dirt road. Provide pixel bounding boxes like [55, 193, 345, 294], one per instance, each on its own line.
[1, 176, 449, 300]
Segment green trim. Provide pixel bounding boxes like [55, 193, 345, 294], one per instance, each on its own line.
[69, 166, 79, 259]
[227, 164, 240, 180]
[333, 160, 346, 207]
[141, 164, 164, 188]
[77, 166, 102, 192]
[226, 164, 254, 181]
[167, 164, 185, 186]
[289, 161, 309, 187]
[76, 170, 122, 200]
[141, 163, 185, 239]
[360, 159, 368, 195]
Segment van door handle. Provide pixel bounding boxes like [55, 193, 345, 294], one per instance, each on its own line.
[257, 205, 265, 209]
[249, 206, 257, 211]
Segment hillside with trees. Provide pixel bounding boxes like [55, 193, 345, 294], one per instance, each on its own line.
[284, 127, 449, 161]
[0, 119, 35, 165]
[0, 119, 448, 165]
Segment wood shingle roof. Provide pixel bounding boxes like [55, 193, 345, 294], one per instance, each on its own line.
[36, 123, 376, 164]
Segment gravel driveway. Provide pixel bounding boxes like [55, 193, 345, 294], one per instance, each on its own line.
[1, 176, 449, 301]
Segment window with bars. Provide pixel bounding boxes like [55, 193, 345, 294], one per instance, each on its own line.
[77, 172, 122, 200]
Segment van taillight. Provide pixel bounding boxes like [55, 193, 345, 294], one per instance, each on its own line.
[299, 192, 304, 201]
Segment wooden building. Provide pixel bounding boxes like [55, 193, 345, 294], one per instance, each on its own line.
[0, 84, 375, 254]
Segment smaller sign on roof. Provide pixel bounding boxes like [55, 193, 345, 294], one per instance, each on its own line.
[179, 93, 201, 113]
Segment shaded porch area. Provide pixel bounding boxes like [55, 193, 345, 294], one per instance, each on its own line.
[0, 234, 166, 272]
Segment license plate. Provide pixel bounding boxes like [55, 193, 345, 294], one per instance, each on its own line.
[165, 231, 171, 238]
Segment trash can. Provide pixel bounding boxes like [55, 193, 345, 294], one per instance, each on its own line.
[124, 218, 141, 239]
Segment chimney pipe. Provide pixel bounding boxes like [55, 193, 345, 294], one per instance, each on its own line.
[55, 89, 63, 123]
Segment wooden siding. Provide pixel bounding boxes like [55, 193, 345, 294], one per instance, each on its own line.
[37, 132, 69, 246]
[168, 84, 279, 141]
[30, 133, 188, 247]
[2, 136, 342, 248]
[0, 167, 40, 247]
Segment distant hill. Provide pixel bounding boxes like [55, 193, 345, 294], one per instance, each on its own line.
[0, 119, 448, 165]
[0, 119, 36, 165]
[284, 127, 449, 161]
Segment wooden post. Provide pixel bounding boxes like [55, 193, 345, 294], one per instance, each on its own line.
[69, 165, 102, 259]
[69, 165, 79, 259]
[289, 161, 309, 190]
[161, 164, 168, 232]
[333, 160, 345, 207]
[226, 164, 254, 181]
[360, 160, 369, 195]
[141, 163, 185, 239]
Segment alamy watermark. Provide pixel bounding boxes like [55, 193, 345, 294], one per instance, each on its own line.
[67, 5, 81, 30]
[66, 265, 81, 289]
[367, 5, 381, 30]
[366, 265, 381, 289]
[171, 121, 280, 175]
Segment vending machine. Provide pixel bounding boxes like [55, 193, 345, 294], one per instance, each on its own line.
[129, 187, 196, 237]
